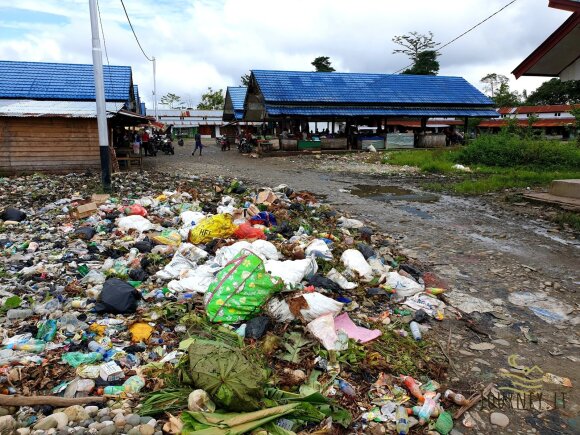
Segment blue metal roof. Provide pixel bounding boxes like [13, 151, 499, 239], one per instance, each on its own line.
[252, 70, 493, 106]
[226, 86, 247, 120]
[264, 105, 499, 118]
[0, 60, 132, 102]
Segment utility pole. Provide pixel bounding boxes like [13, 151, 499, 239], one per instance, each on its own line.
[153, 56, 158, 120]
[89, 0, 111, 192]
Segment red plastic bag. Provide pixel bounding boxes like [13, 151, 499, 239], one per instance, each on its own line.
[233, 223, 266, 240]
[121, 204, 148, 217]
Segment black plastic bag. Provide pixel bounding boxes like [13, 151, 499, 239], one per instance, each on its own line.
[95, 278, 141, 314]
[1, 207, 26, 222]
[356, 242, 376, 259]
[308, 274, 342, 293]
[245, 316, 270, 339]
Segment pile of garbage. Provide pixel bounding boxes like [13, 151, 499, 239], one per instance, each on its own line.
[0, 172, 470, 434]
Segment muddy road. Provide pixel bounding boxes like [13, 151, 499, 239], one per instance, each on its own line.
[146, 140, 579, 433]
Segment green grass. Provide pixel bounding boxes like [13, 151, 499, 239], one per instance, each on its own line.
[554, 212, 580, 232]
[382, 134, 580, 195]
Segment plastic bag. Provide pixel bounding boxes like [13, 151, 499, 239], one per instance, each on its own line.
[307, 314, 348, 351]
[151, 229, 182, 246]
[250, 240, 280, 260]
[129, 322, 154, 342]
[120, 204, 148, 217]
[249, 212, 277, 227]
[62, 352, 103, 368]
[188, 214, 237, 244]
[305, 239, 333, 261]
[234, 223, 266, 240]
[205, 250, 283, 323]
[265, 257, 318, 286]
[386, 271, 424, 297]
[214, 241, 253, 266]
[167, 264, 218, 294]
[156, 252, 197, 280]
[267, 292, 343, 323]
[337, 217, 364, 229]
[180, 210, 206, 226]
[117, 215, 155, 233]
[95, 278, 141, 314]
[341, 249, 373, 281]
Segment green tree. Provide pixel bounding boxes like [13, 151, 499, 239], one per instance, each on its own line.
[525, 78, 580, 105]
[312, 56, 335, 72]
[493, 82, 521, 107]
[197, 87, 225, 110]
[402, 50, 439, 75]
[392, 31, 439, 63]
[160, 92, 183, 109]
[240, 73, 251, 86]
[480, 73, 509, 98]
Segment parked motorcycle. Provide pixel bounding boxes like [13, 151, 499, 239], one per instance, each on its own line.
[159, 138, 175, 155]
[216, 135, 230, 151]
[238, 137, 253, 154]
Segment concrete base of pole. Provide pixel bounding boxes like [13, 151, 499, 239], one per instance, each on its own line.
[100, 146, 112, 192]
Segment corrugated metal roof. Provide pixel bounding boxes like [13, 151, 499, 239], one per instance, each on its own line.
[252, 70, 493, 106]
[0, 99, 121, 118]
[515, 104, 575, 113]
[0, 60, 132, 102]
[228, 86, 247, 120]
[264, 105, 498, 118]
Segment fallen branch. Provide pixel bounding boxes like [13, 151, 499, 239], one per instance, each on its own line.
[0, 395, 106, 407]
[453, 382, 494, 419]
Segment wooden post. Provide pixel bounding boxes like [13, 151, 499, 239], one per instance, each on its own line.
[464, 117, 469, 141]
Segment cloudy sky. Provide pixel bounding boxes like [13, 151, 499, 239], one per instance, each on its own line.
[0, 0, 570, 108]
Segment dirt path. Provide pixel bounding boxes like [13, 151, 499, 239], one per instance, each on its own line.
[146, 140, 579, 434]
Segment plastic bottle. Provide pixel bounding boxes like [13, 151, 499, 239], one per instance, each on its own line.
[400, 375, 424, 402]
[395, 405, 410, 435]
[409, 321, 422, 341]
[36, 319, 57, 342]
[444, 389, 468, 405]
[417, 393, 440, 424]
[6, 309, 33, 321]
[338, 379, 356, 398]
[88, 341, 107, 354]
[412, 404, 440, 418]
[123, 375, 145, 393]
[103, 385, 125, 395]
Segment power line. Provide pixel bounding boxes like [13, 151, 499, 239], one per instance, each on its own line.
[393, 0, 519, 74]
[120, 0, 153, 62]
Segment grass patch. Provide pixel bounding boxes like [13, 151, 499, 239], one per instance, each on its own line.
[554, 212, 580, 232]
[382, 134, 580, 194]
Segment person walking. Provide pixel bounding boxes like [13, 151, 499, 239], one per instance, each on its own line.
[192, 132, 203, 156]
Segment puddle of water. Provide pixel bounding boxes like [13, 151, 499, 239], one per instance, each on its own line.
[397, 205, 433, 220]
[349, 184, 439, 203]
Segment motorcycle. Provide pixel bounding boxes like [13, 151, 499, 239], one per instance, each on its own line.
[237, 137, 253, 154]
[159, 137, 175, 155]
[177, 137, 184, 147]
[216, 135, 230, 151]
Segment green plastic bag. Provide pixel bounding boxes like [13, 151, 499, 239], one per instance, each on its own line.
[186, 338, 266, 412]
[61, 352, 103, 368]
[205, 250, 283, 323]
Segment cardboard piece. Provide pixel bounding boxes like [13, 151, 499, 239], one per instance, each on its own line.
[70, 203, 98, 220]
[91, 194, 110, 205]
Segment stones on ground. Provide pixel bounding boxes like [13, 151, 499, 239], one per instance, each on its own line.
[0, 415, 17, 434]
[113, 413, 126, 428]
[126, 415, 141, 427]
[64, 406, 89, 423]
[490, 412, 510, 427]
[469, 342, 496, 351]
[16, 428, 31, 435]
[0, 408, 10, 417]
[84, 407, 98, 418]
[97, 425, 116, 435]
[127, 428, 141, 435]
[138, 424, 155, 435]
[492, 339, 510, 347]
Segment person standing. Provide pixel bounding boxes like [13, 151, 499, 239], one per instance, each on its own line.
[142, 129, 152, 156]
[192, 131, 203, 156]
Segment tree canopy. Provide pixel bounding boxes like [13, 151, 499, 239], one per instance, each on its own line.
[402, 50, 439, 75]
[480, 73, 509, 98]
[393, 31, 439, 76]
[240, 73, 251, 86]
[493, 82, 522, 107]
[525, 78, 580, 105]
[312, 56, 335, 72]
[197, 87, 225, 110]
[160, 93, 183, 109]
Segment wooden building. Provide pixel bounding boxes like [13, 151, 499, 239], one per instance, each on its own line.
[0, 60, 147, 173]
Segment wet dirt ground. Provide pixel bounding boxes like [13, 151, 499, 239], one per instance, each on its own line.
[146, 140, 579, 434]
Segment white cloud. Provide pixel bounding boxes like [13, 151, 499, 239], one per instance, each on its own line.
[0, 0, 570, 106]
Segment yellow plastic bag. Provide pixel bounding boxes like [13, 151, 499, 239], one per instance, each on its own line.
[151, 229, 182, 246]
[188, 214, 237, 244]
[129, 322, 154, 342]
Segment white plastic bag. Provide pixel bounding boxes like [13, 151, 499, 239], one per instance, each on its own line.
[340, 249, 373, 281]
[265, 257, 318, 286]
[386, 271, 424, 297]
[214, 241, 253, 266]
[327, 268, 357, 290]
[178, 243, 208, 262]
[305, 239, 333, 261]
[307, 314, 348, 351]
[117, 215, 155, 233]
[180, 211, 206, 226]
[167, 265, 218, 294]
[337, 217, 364, 229]
[156, 252, 197, 280]
[251, 240, 280, 260]
[266, 292, 343, 323]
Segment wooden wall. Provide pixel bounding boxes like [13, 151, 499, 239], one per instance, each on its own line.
[0, 117, 101, 173]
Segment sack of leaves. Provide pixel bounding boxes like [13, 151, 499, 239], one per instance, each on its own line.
[184, 338, 266, 412]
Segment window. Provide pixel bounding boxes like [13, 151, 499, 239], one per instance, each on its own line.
[555, 112, 561, 117]
[501, 114, 507, 118]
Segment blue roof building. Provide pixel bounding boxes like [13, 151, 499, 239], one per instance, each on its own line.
[244, 70, 498, 120]
[0, 60, 133, 103]
[223, 86, 247, 121]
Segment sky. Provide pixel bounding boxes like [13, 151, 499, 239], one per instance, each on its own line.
[0, 0, 571, 108]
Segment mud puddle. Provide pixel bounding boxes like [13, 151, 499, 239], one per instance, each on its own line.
[348, 184, 439, 203]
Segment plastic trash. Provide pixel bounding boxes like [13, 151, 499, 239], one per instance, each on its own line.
[337, 216, 364, 229]
[327, 268, 357, 290]
[121, 204, 148, 217]
[386, 271, 424, 297]
[167, 264, 217, 294]
[341, 249, 373, 281]
[81, 269, 106, 285]
[249, 211, 277, 227]
[308, 274, 343, 292]
[400, 375, 424, 402]
[338, 379, 356, 397]
[188, 389, 216, 412]
[205, 250, 283, 323]
[6, 309, 33, 321]
[409, 321, 422, 340]
[267, 292, 343, 323]
[444, 390, 468, 406]
[62, 352, 103, 368]
[188, 214, 237, 244]
[333, 313, 381, 343]
[265, 257, 318, 286]
[396, 405, 410, 435]
[151, 229, 182, 246]
[74, 227, 96, 240]
[36, 319, 57, 342]
[117, 215, 155, 233]
[95, 278, 141, 314]
[129, 323, 154, 342]
[245, 316, 270, 339]
[418, 393, 440, 424]
[1, 207, 27, 222]
[233, 223, 266, 240]
[305, 239, 333, 261]
[307, 314, 348, 351]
